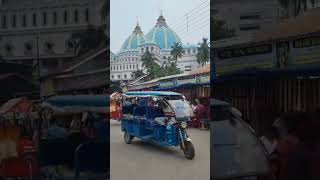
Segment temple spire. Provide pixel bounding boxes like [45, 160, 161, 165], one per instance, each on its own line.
[156, 11, 167, 27]
[136, 16, 139, 26]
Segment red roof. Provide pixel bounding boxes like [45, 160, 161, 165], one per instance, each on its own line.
[188, 64, 210, 75]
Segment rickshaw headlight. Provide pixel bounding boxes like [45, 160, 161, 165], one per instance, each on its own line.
[180, 122, 187, 129]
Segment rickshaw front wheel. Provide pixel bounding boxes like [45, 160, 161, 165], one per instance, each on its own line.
[183, 141, 195, 160]
[124, 131, 134, 144]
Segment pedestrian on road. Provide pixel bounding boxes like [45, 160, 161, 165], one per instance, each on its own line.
[195, 99, 207, 129]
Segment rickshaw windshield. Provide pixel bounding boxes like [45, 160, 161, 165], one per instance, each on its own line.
[166, 99, 194, 120]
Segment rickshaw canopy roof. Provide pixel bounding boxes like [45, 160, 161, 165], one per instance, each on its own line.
[124, 91, 182, 97]
[43, 95, 109, 114]
[210, 98, 230, 107]
[211, 119, 270, 178]
[46, 95, 109, 107]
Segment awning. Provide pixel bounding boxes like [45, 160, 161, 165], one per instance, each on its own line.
[213, 63, 320, 83]
[155, 82, 210, 91]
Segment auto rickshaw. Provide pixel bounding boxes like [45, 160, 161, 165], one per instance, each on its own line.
[38, 95, 109, 180]
[121, 91, 195, 160]
[210, 98, 271, 179]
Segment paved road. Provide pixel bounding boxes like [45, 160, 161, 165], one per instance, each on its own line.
[110, 121, 210, 180]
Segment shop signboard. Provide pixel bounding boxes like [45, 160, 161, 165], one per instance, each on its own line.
[215, 43, 274, 75]
[159, 79, 175, 87]
[197, 73, 210, 83]
[291, 36, 320, 66]
[177, 75, 196, 85]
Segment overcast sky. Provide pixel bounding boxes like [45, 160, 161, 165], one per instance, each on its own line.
[110, 0, 210, 53]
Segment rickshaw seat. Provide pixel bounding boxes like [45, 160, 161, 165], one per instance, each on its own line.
[133, 106, 147, 117]
[122, 105, 135, 115]
[74, 139, 109, 180]
[146, 106, 164, 119]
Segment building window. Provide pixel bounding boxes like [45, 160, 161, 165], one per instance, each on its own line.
[146, 47, 149, 51]
[151, 46, 154, 51]
[74, 9, 79, 23]
[193, 49, 196, 54]
[12, 14, 16, 28]
[130, 65, 132, 69]
[33, 13, 37, 26]
[118, 75, 120, 79]
[111, 75, 114, 79]
[240, 14, 260, 20]
[120, 66, 122, 70]
[53, 11, 57, 25]
[85, 8, 89, 23]
[187, 49, 191, 54]
[64, 10, 68, 24]
[22, 14, 27, 27]
[43, 12, 47, 26]
[2, 15, 7, 28]
[239, 25, 260, 31]
[124, 74, 127, 79]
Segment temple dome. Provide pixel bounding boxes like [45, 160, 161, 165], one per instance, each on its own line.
[120, 23, 146, 52]
[145, 15, 182, 49]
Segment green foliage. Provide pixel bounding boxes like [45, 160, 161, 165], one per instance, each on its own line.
[196, 38, 210, 67]
[278, 0, 316, 18]
[131, 69, 145, 79]
[170, 42, 184, 60]
[72, 25, 107, 54]
[212, 18, 235, 41]
[141, 51, 182, 79]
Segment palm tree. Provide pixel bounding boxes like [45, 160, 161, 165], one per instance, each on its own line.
[131, 69, 145, 79]
[141, 50, 158, 79]
[101, 1, 108, 25]
[278, 0, 316, 18]
[72, 25, 107, 54]
[196, 38, 210, 67]
[170, 42, 183, 61]
[212, 18, 235, 41]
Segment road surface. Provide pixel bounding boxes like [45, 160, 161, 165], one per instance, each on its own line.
[110, 121, 210, 180]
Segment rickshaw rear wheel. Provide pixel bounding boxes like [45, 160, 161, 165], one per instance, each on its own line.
[124, 131, 134, 144]
[183, 141, 195, 160]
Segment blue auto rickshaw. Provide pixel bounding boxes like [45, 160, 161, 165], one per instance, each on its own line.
[121, 91, 195, 160]
[38, 95, 109, 180]
[210, 98, 271, 179]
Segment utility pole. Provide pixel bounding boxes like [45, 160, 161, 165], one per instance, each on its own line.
[186, 13, 189, 32]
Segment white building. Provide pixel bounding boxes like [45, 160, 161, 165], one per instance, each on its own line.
[111, 15, 203, 81]
[212, 0, 320, 40]
[0, 0, 104, 66]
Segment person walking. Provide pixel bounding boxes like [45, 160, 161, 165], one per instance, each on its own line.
[195, 99, 207, 129]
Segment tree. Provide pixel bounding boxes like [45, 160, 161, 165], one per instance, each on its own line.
[278, 0, 316, 18]
[170, 42, 183, 61]
[196, 38, 210, 67]
[141, 50, 159, 79]
[163, 62, 182, 76]
[131, 69, 145, 79]
[72, 25, 107, 54]
[100, 1, 108, 27]
[212, 18, 235, 41]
